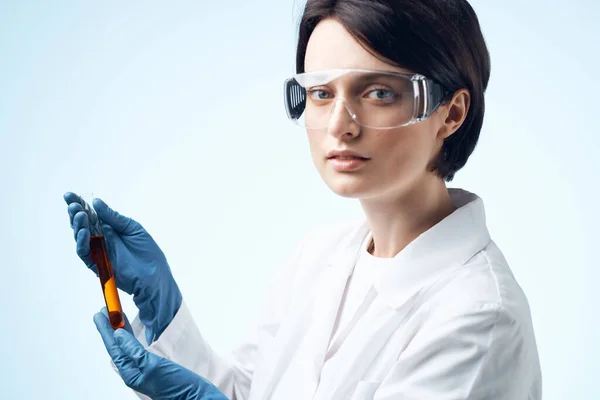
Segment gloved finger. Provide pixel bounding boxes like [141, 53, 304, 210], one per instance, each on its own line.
[67, 202, 84, 228]
[94, 309, 140, 382]
[123, 312, 134, 335]
[93, 311, 132, 369]
[75, 227, 95, 273]
[111, 328, 147, 391]
[63, 192, 82, 206]
[93, 198, 139, 235]
[114, 328, 151, 370]
[72, 211, 89, 241]
[101, 307, 134, 336]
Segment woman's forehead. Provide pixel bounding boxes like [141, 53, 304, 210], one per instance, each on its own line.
[304, 18, 410, 74]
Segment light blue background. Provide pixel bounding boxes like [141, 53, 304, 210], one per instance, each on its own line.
[1, 0, 598, 398]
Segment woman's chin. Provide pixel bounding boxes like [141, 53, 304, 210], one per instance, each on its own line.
[324, 176, 373, 199]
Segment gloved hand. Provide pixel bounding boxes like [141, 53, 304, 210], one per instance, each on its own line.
[64, 192, 182, 344]
[94, 309, 228, 400]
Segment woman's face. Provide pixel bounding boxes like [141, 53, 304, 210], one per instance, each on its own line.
[303, 18, 457, 201]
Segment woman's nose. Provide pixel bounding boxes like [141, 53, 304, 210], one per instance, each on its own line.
[327, 99, 361, 140]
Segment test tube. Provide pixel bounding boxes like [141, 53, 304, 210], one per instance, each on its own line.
[80, 194, 125, 330]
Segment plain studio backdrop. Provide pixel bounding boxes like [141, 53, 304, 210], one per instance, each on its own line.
[0, 0, 598, 398]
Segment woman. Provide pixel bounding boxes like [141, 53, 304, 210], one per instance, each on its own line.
[65, 0, 542, 399]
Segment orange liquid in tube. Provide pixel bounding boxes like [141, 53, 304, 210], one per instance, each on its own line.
[90, 235, 125, 329]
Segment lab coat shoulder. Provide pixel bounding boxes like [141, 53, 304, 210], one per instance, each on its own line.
[376, 241, 542, 400]
[429, 239, 537, 335]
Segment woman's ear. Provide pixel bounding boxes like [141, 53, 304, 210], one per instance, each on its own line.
[438, 89, 470, 139]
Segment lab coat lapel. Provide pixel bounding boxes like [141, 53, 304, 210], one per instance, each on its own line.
[317, 290, 419, 400]
[304, 246, 360, 373]
[255, 222, 370, 400]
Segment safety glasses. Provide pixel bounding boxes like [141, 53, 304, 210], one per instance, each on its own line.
[284, 68, 449, 130]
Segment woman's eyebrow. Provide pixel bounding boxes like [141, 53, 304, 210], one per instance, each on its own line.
[347, 72, 406, 85]
[352, 73, 384, 83]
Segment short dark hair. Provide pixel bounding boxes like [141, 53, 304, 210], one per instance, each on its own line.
[295, 0, 491, 181]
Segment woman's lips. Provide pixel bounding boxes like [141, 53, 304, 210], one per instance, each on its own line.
[327, 156, 369, 172]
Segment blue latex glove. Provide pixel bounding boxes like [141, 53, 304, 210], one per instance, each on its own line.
[64, 192, 182, 344]
[94, 310, 228, 400]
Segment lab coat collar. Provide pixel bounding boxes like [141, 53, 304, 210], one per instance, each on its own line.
[330, 188, 491, 310]
[376, 188, 491, 309]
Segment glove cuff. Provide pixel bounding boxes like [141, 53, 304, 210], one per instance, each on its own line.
[133, 280, 182, 344]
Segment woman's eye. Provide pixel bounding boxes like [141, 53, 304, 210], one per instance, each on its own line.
[308, 89, 332, 100]
[367, 89, 396, 102]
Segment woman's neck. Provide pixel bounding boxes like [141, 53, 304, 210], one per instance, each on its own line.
[359, 178, 455, 258]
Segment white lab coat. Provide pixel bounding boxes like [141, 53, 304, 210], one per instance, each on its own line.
[125, 189, 542, 400]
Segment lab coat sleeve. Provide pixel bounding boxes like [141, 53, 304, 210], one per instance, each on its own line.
[115, 236, 306, 400]
[374, 302, 534, 400]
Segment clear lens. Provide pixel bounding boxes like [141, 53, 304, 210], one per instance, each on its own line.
[285, 70, 422, 130]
